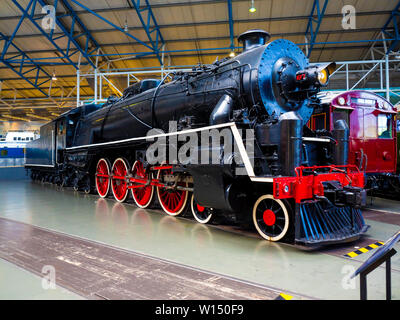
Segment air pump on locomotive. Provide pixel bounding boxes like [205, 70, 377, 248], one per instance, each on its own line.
[26, 30, 368, 245]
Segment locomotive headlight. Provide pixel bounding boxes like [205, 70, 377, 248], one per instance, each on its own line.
[318, 69, 328, 85]
[295, 62, 336, 89]
[316, 62, 336, 87]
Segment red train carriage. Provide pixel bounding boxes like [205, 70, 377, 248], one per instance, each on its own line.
[312, 90, 398, 194]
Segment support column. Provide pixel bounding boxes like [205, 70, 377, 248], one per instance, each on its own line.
[385, 54, 390, 101]
[76, 69, 80, 108]
[94, 68, 98, 104]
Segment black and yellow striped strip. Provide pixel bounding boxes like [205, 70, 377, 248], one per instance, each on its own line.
[275, 293, 293, 300]
[344, 241, 384, 258]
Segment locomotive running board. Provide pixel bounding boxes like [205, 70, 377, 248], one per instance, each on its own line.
[65, 122, 272, 183]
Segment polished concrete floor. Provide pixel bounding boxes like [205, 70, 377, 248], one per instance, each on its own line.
[0, 258, 83, 300]
[0, 170, 399, 300]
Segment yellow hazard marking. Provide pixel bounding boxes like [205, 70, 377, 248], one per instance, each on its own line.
[279, 293, 293, 300]
[344, 241, 384, 258]
[346, 251, 359, 258]
[275, 292, 293, 300]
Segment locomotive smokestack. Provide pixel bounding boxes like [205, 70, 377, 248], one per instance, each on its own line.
[238, 29, 270, 52]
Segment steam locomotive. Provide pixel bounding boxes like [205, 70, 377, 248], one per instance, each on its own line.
[26, 30, 368, 245]
[312, 90, 400, 198]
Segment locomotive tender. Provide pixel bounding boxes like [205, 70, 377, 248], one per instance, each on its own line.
[26, 30, 368, 245]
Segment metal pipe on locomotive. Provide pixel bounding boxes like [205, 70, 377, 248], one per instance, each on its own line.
[25, 30, 368, 246]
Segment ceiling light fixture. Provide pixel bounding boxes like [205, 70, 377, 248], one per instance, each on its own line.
[229, 51, 235, 58]
[51, 71, 57, 81]
[249, 0, 256, 13]
[124, 17, 129, 32]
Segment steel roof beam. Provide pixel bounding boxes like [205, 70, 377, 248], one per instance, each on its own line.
[227, 0, 234, 51]
[0, 30, 52, 97]
[2, 26, 386, 60]
[305, 0, 329, 57]
[129, 0, 165, 65]
[0, 2, 391, 22]
[1, 11, 391, 42]
[1, 27, 386, 59]
[57, 0, 101, 65]
[9, 0, 93, 69]
[382, 1, 400, 54]
[68, 0, 157, 57]
[0, 0, 247, 22]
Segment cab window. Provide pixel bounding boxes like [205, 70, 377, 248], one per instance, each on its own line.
[378, 114, 392, 139]
[364, 111, 377, 138]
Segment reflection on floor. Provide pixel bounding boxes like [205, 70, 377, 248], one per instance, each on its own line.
[0, 178, 399, 300]
[367, 196, 400, 215]
[0, 217, 287, 300]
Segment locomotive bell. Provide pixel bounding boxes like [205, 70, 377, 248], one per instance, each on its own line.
[238, 29, 270, 51]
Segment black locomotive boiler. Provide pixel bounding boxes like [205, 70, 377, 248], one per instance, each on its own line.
[26, 30, 368, 245]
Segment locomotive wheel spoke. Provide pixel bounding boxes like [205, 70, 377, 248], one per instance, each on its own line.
[253, 195, 290, 242]
[131, 160, 154, 208]
[111, 158, 129, 203]
[96, 158, 111, 198]
[156, 166, 188, 216]
[190, 194, 213, 224]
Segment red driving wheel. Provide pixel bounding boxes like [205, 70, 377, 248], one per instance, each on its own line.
[131, 160, 154, 208]
[111, 158, 129, 202]
[95, 158, 110, 198]
[156, 167, 188, 216]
